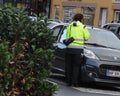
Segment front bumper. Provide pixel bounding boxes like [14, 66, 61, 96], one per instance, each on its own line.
[81, 58, 120, 86]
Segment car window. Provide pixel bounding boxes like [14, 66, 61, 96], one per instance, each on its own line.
[86, 29, 120, 49]
[116, 27, 120, 39]
[59, 27, 120, 49]
[59, 29, 67, 43]
[103, 25, 108, 28]
[52, 25, 64, 37]
[107, 25, 117, 33]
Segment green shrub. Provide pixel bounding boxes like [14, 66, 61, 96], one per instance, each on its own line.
[0, 6, 58, 96]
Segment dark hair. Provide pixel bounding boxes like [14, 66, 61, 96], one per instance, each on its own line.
[73, 13, 83, 22]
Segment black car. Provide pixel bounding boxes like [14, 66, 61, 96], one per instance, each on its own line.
[102, 22, 120, 39]
[50, 23, 120, 86]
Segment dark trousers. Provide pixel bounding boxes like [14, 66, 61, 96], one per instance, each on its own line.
[65, 48, 83, 85]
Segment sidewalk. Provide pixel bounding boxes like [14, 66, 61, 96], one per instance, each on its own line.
[53, 85, 75, 96]
[53, 84, 87, 96]
[50, 78, 80, 96]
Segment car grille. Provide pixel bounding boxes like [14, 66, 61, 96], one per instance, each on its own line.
[100, 64, 120, 80]
[100, 64, 120, 71]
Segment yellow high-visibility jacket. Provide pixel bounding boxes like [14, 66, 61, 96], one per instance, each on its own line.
[66, 21, 90, 46]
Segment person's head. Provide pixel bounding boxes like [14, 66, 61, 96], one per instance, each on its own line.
[73, 13, 84, 22]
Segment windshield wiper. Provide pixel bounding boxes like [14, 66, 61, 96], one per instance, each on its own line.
[85, 43, 109, 48]
[85, 43, 119, 50]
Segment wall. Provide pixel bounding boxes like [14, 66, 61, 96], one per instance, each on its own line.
[51, 0, 120, 27]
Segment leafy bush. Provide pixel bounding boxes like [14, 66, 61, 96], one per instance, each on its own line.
[0, 6, 58, 96]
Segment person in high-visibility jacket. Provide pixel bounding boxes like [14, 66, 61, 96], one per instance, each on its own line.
[65, 13, 90, 87]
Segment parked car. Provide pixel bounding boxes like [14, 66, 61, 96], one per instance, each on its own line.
[102, 21, 120, 39]
[47, 22, 68, 40]
[51, 23, 120, 86]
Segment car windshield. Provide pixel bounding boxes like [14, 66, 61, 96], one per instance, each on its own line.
[85, 28, 120, 49]
[59, 27, 120, 50]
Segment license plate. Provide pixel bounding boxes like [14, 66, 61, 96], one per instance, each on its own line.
[106, 70, 120, 78]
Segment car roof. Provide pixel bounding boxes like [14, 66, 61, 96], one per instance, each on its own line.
[48, 22, 110, 33]
[104, 23, 120, 25]
[102, 20, 120, 27]
[47, 22, 68, 29]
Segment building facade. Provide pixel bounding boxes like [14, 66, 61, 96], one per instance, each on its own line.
[50, 0, 120, 27]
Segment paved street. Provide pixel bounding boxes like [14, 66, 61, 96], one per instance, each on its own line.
[49, 76, 120, 96]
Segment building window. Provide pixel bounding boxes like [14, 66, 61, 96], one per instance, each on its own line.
[115, 11, 120, 21]
[54, 6, 60, 21]
[99, 8, 107, 27]
[63, 7, 75, 23]
[83, 7, 95, 26]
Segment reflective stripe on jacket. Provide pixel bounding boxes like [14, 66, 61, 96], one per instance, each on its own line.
[66, 21, 90, 46]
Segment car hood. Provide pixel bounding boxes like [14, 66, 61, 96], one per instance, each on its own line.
[86, 46, 120, 62]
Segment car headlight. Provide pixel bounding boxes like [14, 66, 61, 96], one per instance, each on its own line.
[84, 49, 99, 60]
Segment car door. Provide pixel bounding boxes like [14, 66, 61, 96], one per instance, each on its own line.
[51, 25, 64, 40]
[52, 26, 67, 74]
